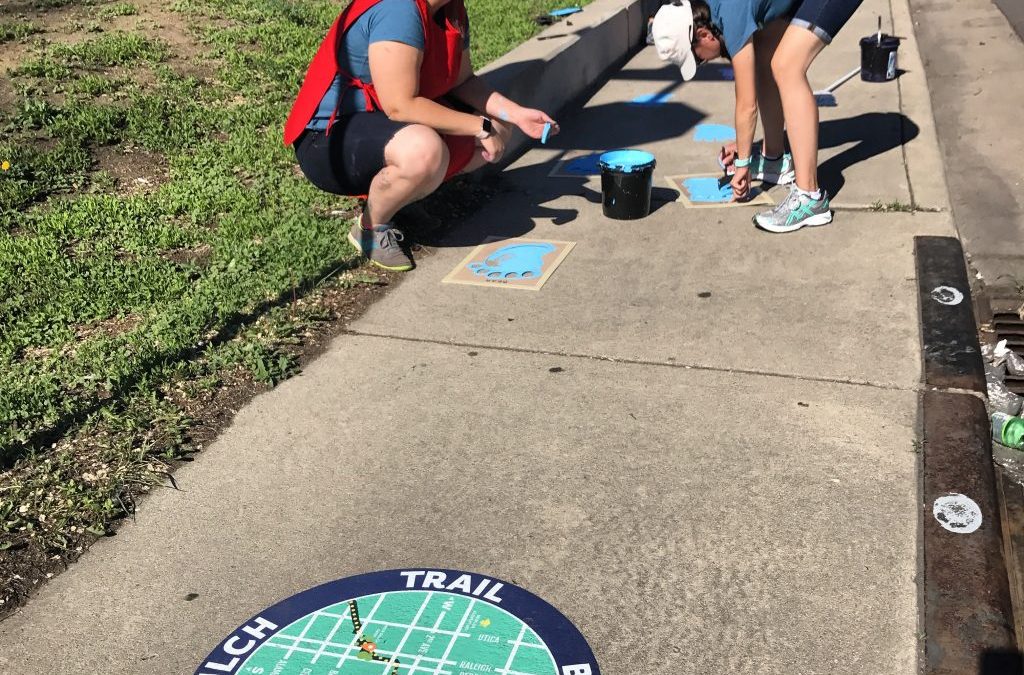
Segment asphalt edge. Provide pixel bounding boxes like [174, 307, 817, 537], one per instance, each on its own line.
[478, 0, 661, 168]
[915, 236, 1019, 674]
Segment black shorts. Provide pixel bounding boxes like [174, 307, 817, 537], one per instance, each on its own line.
[791, 0, 865, 43]
[294, 113, 410, 196]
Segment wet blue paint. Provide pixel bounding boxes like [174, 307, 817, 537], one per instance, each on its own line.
[549, 6, 582, 16]
[468, 242, 556, 280]
[719, 67, 734, 80]
[682, 176, 733, 203]
[630, 92, 673, 105]
[599, 149, 656, 173]
[562, 153, 604, 175]
[694, 124, 736, 143]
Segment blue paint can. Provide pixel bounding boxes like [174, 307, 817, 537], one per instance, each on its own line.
[598, 149, 656, 220]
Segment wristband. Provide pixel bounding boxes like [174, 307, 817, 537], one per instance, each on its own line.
[733, 156, 751, 168]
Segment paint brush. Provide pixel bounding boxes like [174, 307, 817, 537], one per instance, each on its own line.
[541, 122, 552, 145]
[877, 16, 882, 45]
[812, 66, 861, 107]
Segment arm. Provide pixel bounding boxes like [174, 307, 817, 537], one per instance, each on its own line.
[449, 52, 559, 140]
[369, 40, 486, 137]
[730, 41, 757, 200]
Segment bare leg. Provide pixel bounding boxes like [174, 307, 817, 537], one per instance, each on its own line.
[361, 124, 450, 228]
[770, 25, 827, 191]
[753, 19, 788, 158]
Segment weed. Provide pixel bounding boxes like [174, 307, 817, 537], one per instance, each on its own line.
[870, 200, 915, 212]
[0, 21, 41, 44]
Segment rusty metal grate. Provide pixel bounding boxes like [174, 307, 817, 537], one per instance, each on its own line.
[994, 304, 1024, 395]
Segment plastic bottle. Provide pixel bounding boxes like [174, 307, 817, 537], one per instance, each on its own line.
[993, 412, 1024, 449]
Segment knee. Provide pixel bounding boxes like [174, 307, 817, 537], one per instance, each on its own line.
[389, 125, 449, 184]
[770, 52, 806, 83]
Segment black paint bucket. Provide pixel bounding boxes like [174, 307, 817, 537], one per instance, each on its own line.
[860, 34, 900, 82]
[598, 149, 656, 220]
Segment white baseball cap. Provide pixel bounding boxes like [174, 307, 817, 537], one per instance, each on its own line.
[652, 1, 698, 81]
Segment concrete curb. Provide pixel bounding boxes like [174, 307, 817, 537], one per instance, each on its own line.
[915, 236, 1018, 673]
[890, 0, 952, 211]
[478, 0, 660, 168]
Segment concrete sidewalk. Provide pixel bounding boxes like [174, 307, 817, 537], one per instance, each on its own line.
[0, 0, 956, 672]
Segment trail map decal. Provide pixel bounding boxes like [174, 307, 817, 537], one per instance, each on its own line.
[197, 569, 599, 675]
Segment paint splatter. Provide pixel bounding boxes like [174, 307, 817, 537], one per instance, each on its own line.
[931, 286, 964, 306]
[682, 176, 733, 203]
[630, 92, 673, 105]
[549, 6, 582, 17]
[933, 493, 983, 534]
[562, 153, 603, 175]
[468, 242, 556, 280]
[694, 124, 736, 143]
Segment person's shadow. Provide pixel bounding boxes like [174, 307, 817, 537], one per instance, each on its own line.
[817, 112, 920, 199]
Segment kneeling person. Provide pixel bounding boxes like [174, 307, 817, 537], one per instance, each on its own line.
[285, 0, 560, 271]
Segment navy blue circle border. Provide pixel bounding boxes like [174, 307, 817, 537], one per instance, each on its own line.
[196, 568, 600, 674]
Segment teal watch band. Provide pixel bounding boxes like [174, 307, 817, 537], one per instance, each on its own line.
[734, 156, 751, 168]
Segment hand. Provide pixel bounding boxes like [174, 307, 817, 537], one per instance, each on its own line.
[719, 142, 738, 173]
[480, 132, 505, 163]
[512, 107, 559, 140]
[731, 166, 750, 201]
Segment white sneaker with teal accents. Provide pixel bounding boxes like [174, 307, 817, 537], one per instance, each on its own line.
[750, 152, 795, 185]
[754, 185, 833, 233]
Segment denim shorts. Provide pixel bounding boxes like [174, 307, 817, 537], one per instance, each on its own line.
[791, 0, 865, 43]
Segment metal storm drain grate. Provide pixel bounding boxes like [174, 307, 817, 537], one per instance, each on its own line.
[993, 299, 1024, 395]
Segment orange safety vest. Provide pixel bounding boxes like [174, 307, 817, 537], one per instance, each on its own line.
[283, 0, 476, 178]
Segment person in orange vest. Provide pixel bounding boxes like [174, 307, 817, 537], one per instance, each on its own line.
[284, 0, 560, 272]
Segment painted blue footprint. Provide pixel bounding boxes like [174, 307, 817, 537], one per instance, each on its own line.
[468, 242, 556, 280]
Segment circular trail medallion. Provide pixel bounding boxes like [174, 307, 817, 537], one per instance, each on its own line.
[197, 569, 599, 675]
[930, 285, 964, 306]
[933, 493, 983, 534]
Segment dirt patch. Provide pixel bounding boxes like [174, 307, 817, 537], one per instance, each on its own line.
[74, 313, 142, 341]
[0, 265, 401, 621]
[92, 144, 168, 194]
[160, 243, 212, 267]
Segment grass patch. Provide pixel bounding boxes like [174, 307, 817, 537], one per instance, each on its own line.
[870, 199, 915, 212]
[465, 0, 594, 66]
[0, 20, 41, 44]
[0, 0, 588, 608]
[98, 2, 138, 18]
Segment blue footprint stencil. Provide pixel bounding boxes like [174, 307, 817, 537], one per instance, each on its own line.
[693, 124, 736, 143]
[681, 176, 733, 203]
[469, 242, 557, 280]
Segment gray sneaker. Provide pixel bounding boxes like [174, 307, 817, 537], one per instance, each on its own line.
[753, 185, 833, 233]
[348, 222, 414, 271]
[750, 152, 795, 185]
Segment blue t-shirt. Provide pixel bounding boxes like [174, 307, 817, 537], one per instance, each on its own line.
[706, 0, 797, 59]
[307, 0, 469, 128]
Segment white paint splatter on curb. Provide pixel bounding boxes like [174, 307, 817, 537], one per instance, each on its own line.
[933, 493, 983, 534]
[931, 286, 964, 306]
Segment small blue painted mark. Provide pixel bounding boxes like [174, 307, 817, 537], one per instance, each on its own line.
[562, 153, 604, 175]
[719, 67, 735, 80]
[682, 176, 733, 203]
[549, 6, 582, 17]
[468, 242, 557, 280]
[630, 92, 673, 105]
[694, 124, 736, 143]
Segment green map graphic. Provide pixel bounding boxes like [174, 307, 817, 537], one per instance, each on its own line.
[238, 590, 558, 675]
